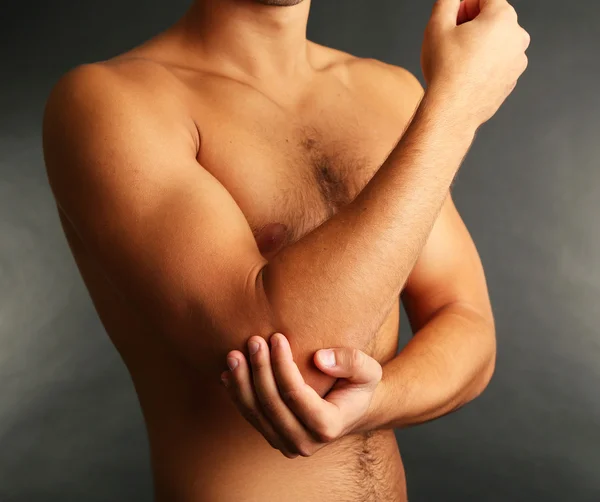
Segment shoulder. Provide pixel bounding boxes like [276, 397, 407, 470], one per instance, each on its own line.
[345, 57, 425, 116]
[44, 58, 190, 130]
[43, 58, 198, 172]
[310, 43, 424, 114]
[349, 57, 423, 95]
[42, 59, 199, 207]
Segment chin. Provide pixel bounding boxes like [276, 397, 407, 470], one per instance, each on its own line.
[252, 0, 306, 6]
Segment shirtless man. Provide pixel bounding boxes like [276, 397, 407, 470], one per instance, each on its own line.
[42, 0, 529, 500]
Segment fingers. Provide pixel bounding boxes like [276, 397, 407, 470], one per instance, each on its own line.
[457, 1, 469, 25]
[248, 336, 322, 456]
[269, 334, 341, 442]
[462, 0, 481, 20]
[314, 348, 383, 388]
[430, 0, 462, 29]
[222, 351, 297, 458]
[480, 0, 516, 19]
[480, 0, 507, 9]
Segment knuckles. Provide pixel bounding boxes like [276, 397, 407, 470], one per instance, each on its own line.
[260, 397, 282, 416]
[522, 29, 531, 49]
[250, 355, 269, 369]
[503, 4, 518, 21]
[489, 2, 518, 22]
[281, 387, 302, 406]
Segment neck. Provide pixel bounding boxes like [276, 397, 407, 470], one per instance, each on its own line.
[178, 0, 312, 80]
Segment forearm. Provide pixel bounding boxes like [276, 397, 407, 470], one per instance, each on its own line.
[259, 89, 477, 390]
[365, 302, 496, 430]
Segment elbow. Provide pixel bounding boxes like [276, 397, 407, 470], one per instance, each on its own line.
[475, 351, 496, 399]
[472, 325, 497, 400]
[251, 262, 378, 397]
[253, 264, 348, 396]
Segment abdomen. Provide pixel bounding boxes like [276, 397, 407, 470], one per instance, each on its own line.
[148, 388, 407, 502]
[59, 210, 406, 502]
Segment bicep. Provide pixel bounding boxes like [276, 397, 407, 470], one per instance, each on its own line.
[43, 64, 272, 358]
[401, 192, 494, 332]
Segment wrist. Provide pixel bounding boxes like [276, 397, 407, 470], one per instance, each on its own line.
[420, 83, 480, 140]
[356, 374, 391, 433]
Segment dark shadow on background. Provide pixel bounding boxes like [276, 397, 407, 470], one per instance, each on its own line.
[1, 1, 599, 501]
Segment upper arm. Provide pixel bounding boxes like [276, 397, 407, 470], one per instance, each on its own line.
[401, 192, 495, 332]
[42, 63, 273, 361]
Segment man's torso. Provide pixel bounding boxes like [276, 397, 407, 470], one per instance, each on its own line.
[60, 32, 420, 502]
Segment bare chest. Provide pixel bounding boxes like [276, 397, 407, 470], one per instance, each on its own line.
[192, 82, 405, 256]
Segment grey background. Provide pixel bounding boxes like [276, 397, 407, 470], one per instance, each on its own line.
[1, 0, 598, 501]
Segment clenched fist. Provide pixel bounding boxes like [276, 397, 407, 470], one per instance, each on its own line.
[421, 0, 531, 127]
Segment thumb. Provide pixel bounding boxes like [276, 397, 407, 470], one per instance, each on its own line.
[430, 0, 462, 29]
[314, 348, 382, 386]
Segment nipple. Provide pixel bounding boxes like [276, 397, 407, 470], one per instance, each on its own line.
[254, 223, 288, 256]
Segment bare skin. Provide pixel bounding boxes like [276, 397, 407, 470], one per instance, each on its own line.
[42, 0, 529, 500]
